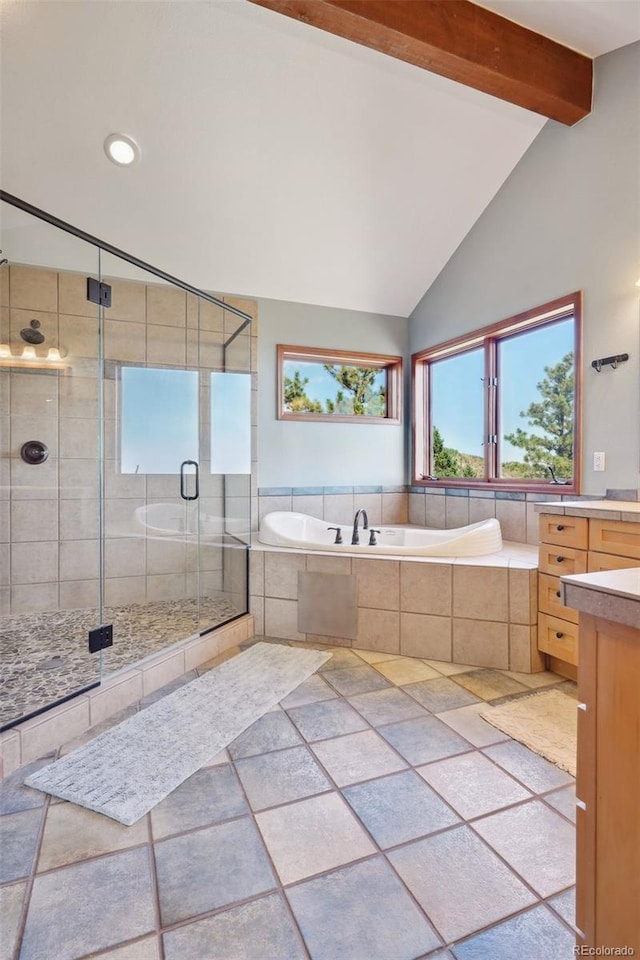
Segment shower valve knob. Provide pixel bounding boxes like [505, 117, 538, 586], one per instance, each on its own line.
[20, 440, 49, 465]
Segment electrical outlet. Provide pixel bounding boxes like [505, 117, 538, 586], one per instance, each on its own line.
[593, 452, 606, 472]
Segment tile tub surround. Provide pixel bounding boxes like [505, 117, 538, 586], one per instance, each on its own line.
[1, 264, 258, 617]
[0, 638, 577, 960]
[251, 542, 541, 672]
[0, 614, 254, 776]
[260, 487, 606, 546]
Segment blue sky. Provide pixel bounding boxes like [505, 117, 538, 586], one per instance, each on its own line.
[121, 368, 250, 474]
[431, 318, 574, 462]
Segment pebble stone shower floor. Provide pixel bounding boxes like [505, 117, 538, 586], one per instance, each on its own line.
[0, 597, 241, 728]
[0, 638, 578, 960]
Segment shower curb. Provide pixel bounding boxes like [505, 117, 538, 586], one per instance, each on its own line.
[0, 614, 255, 778]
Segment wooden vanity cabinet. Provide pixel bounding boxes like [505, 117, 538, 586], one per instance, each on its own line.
[538, 512, 640, 675]
[538, 514, 587, 676]
[575, 612, 640, 951]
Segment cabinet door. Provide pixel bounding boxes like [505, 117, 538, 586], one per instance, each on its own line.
[589, 519, 640, 560]
[588, 551, 640, 572]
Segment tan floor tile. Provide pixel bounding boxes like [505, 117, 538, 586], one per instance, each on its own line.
[501, 670, 564, 689]
[422, 659, 477, 676]
[438, 703, 511, 748]
[311, 730, 407, 786]
[255, 792, 375, 885]
[89, 936, 160, 960]
[354, 649, 402, 664]
[417, 752, 532, 819]
[373, 658, 440, 686]
[37, 802, 148, 872]
[388, 825, 536, 942]
[452, 669, 528, 702]
[473, 800, 576, 897]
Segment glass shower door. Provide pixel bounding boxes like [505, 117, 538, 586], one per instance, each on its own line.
[98, 253, 203, 669]
[0, 198, 104, 730]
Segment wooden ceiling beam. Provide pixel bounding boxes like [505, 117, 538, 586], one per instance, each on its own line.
[248, 0, 592, 125]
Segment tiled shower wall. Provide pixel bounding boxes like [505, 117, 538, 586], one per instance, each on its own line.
[0, 263, 257, 617]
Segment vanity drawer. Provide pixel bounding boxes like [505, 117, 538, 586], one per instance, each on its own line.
[539, 513, 588, 549]
[538, 573, 579, 624]
[538, 543, 588, 577]
[589, 519, 640, 560]
[538, 612, 579, 665]
[587, 550, 640, 573]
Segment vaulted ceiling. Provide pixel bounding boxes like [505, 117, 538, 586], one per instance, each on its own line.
[1, 1, 638, 316]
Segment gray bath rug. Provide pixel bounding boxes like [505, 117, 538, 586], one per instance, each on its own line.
[26, 642, 331, 825]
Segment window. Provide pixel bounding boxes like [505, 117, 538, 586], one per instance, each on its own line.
[210, 372, 251, 474]
[412, 293, 582, 491]
[277, 345, 402, 424]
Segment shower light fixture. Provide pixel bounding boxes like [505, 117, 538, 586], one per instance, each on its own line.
[104, 134, 140, 166]
[0, 342, 68, 368]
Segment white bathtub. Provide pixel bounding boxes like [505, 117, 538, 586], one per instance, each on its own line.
[258, 512, 503, 557]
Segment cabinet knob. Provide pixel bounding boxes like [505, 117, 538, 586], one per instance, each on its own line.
[555, 590, 561, 598]
[555, 631, 564, 639]
[556, 524, 565, 532]
[556, 556, 565, 563]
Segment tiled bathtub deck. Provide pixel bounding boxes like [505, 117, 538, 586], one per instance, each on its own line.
[0, 640, 578, 960]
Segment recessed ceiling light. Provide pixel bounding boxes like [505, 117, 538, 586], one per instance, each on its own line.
[104, 134, 140, 166]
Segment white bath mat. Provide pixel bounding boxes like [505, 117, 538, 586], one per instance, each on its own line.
[480, 688, 577, 776]
[26, 642, 331, 825]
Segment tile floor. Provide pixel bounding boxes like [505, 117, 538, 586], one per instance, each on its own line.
[0, 639, 578, 960]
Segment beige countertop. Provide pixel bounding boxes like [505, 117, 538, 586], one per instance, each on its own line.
[535, 499, 640, 522]
[561, 568, 640, 629]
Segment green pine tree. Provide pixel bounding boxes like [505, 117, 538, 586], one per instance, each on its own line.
[504, 352, 574, 479]
[284, 370, 324, 413]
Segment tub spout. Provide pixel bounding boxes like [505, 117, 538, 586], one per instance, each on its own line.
[351, 508, 369, 545]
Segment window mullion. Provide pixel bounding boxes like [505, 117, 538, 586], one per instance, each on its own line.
[485, 339, 498, 480]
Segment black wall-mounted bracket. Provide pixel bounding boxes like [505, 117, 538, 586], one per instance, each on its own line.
[86, 277, 112, 308]
[88, 624, 113, 654]
[591, 353, 629, 372]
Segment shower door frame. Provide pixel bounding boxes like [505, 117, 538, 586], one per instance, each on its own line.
[0, 191, 253, 732]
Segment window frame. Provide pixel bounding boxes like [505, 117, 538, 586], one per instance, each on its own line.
[411, 293, 582, 493]
[277, 344, 403, 425]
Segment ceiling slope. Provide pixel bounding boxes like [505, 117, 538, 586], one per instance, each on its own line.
[249, 0, 593, 125]
[0, 1, 574, 315]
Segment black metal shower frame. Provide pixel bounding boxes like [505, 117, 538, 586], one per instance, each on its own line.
[0, 191, 253, 732]
[0, 191, 253, 345]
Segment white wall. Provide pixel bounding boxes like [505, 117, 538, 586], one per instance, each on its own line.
[257, 298, 408, 487]
[410, 42, 640, 495]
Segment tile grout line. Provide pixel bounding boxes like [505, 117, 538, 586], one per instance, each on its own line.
[10, 788, 53, 960]
[145, 807, 165, 960]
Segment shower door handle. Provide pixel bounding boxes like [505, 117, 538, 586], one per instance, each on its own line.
[180, 460, 199, 501]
